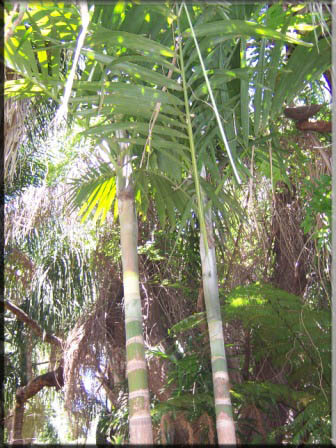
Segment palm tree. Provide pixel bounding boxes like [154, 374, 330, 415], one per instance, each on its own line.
[198, 167, 237, 443]
[6, 3, 186, 442]
[171, 3, 330, 443]
[116, 137, 153, 443]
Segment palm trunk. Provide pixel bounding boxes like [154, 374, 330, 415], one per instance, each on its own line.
[117, 155, 153, 444]
[199, 168, 236, 444]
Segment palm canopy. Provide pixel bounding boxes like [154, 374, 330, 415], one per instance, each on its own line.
[5, 1, 330, 233]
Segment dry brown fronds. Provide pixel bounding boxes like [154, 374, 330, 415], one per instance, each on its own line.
[271, 185, 311, 295]
[146, 350, 171, 401]
[160, 413, 175, 444]
[63, 321, 91, 415]
[195, 412, 216, 444]
[5, 184, 57, 247]
[160, 412, 216, 444]
[175, 412, 194, 444]
[138, 248, 193, 345]
[62, 253, 126, 425]
[4, 95, 29, 186]
[5, 248, 36, 299]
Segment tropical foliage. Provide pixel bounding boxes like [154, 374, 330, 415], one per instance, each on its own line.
[4, 0, 331, 445]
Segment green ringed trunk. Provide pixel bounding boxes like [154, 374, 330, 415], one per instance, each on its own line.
[118, 185, 153, 444]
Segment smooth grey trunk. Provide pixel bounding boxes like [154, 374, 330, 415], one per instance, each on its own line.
[200, 166, 237, 444]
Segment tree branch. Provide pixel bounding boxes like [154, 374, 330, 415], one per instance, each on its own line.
[4, 300, 63, 348]
[296, 120, 331, 133]
[11, 364, 64, 444]
[16, 364, 64, 405]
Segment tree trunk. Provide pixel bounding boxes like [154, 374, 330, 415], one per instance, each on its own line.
[10, 365, 64, 444]
[117, 163, 153, 444]
[199, 168, 236, 444]
[11, 403, 24, 445]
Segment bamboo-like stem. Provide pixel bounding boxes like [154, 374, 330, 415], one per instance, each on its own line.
[177, 7, 237, 441]
[200, 166, 237, 444]
[116, 136, 153, 444]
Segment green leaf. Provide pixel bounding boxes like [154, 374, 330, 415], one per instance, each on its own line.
[108, 55, 181, 74]
[70, 82, 184, 106]
[253, 38, 266, 136]
[87, 25, 176, 58]
[185, 19, 313, 47]
[107, 62, 182, 91]
[80, 50, 182, 91]
[81, 121, 189, 141]
[259, 39, 283, 131]
[240, 38, 249, 149]
[271, 36, 331, 119]
[169, 312, 206, 335]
